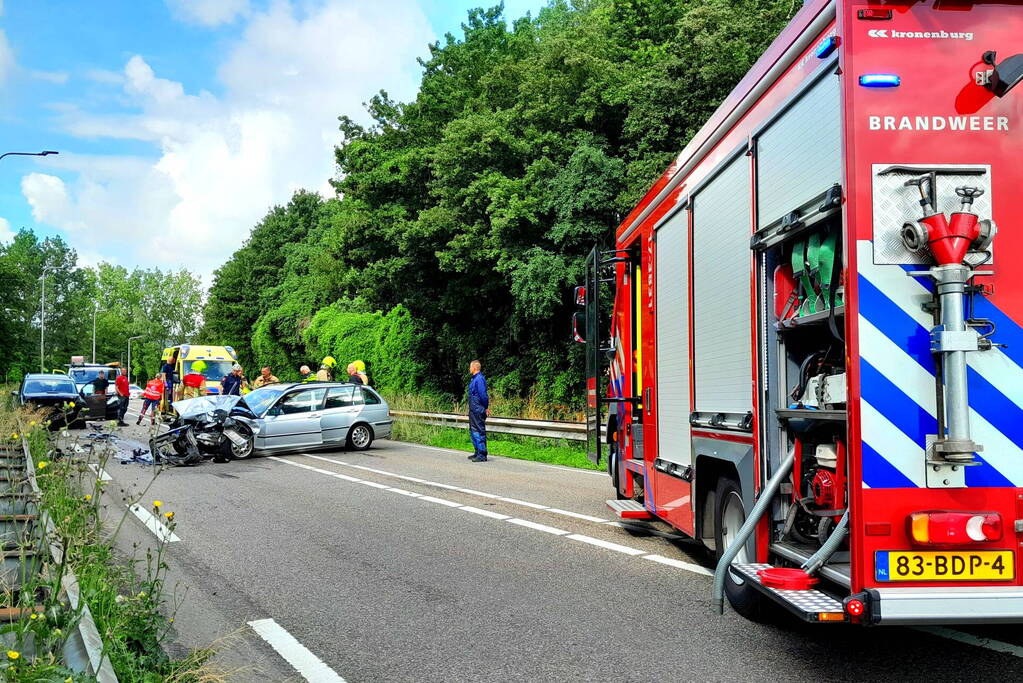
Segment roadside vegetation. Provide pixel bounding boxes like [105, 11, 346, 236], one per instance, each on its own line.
[201, 0, 798, 413]
[388, 393, 598, 470]
[1, 399, 219, 681]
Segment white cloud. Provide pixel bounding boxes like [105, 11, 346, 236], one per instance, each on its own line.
[0, 218, 14, 244]
[29, 69, 70, 84]
[166, 0, 250, 27]
[26, 0, 435, 278]
[0, 29, 13, 85]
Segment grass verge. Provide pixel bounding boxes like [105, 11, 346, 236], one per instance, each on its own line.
[391, 416, 600, 471]
[1, 398, 220, 681]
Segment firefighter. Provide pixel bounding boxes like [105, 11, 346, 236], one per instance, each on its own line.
[316, 356, 336, 382]
[466, 360, 490, 462]
[182, 361, 207, 399]
[252, 366, 280, 389]
[353, 359, 369, 386]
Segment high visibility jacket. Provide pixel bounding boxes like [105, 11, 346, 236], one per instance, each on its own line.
[143, 380, 163, 400]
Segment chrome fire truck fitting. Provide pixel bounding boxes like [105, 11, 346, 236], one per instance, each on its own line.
[901, 183, 998, 467]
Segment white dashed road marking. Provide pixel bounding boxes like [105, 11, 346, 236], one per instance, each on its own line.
[127, 503, 180, 543]
[913, 627, 1023, 659]
[88, 463, 112, 481]
[249, 618, 347, 682]
[300, 453, 612, 524]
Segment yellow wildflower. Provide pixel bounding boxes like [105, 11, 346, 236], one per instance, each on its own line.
[164, 511, 174, 520]
[29, 613, 37, 620]
[152, 500, 162, 508]
[29, 421, 36, 427]
[37, 461, 48, 470]
[68, 401, 75, 408]
[6, 650, 18, 660]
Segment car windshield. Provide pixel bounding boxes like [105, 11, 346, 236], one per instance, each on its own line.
[185, 360, 233, 382]
[241, 386, 286, 416]
[24, 378, 77, 394]
[68, 367, 111, 384]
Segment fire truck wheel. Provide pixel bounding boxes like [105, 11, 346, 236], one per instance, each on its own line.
[714, 478, 769, 622]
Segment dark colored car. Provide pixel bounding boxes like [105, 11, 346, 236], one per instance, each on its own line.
[12, 373, 120, 428]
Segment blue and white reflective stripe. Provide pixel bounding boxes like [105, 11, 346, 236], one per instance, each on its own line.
[856, 240, 1023, 487]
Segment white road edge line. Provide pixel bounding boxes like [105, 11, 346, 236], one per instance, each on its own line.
[506, 518, 570, 535]
[300, 454, 610, 523]
[248, 618, 347, 682]
[913, 626, 1023, 659]
[567, 533, 646, 556]
[642, 554, 715, 576]
[127, 504, 180, 543]
[270, 456, 713, 576]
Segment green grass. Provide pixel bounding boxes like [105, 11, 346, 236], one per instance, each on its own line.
[394, 422, 601, 471]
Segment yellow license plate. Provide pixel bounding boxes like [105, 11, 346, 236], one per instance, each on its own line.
[875, 550, 1015, 582]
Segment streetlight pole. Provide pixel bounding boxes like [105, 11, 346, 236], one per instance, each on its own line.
[92, 302, 100, 363]
[0, 150, 58, 162]
[127, 336, 143, 385]
[39, 265, 53, 372]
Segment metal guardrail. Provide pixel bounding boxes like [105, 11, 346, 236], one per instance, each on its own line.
[390, 410, 600, 442]
[21, 438, 118, 682]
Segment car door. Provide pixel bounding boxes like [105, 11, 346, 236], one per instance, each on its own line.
[260, 387, 327, 451]
[320, 385, 363, 446]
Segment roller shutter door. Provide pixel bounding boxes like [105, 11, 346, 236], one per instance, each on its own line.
[692, 155, 752, 415]
[655, 208, 691, 466]
[756, 72, 842, 226]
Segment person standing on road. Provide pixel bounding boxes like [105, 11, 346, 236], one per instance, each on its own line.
[92, 369, 110, 396]
[466, 360, 490, 462]
[221, 364, 245, 396]
[346, 363, 364, 385]
[252, 366, 280, 389]
[299, 365, 315, 382]
[115, 368, 130, 426]
[182, 361, 207, 399]
[137, 375, 163, 425]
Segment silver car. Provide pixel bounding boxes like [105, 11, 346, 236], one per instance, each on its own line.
[232, 382, 392, 454]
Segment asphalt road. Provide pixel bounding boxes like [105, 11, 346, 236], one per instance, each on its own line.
[74, 401, 1023, 682]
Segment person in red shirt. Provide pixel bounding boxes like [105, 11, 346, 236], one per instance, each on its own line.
[182, 360, 208, 399]
[115, 368, 131, 426]
[137, 375, 164, 425]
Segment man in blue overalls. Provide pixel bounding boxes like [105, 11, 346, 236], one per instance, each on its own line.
[467, 360, 490, 462]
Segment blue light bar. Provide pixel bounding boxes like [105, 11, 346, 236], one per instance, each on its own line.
[815, 36, 839, 59]
[859, 73, 901, 88]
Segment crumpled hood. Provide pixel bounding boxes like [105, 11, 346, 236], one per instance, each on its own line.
[172, 395, 241, 420]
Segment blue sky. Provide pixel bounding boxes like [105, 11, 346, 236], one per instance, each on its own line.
[0, 0, 547, 275]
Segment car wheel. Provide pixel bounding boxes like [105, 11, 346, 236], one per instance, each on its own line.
[346, 423, 373, 451]
[222, 424, 255, 460]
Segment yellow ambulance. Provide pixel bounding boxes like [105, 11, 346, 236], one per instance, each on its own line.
[160, 344, 239, 398]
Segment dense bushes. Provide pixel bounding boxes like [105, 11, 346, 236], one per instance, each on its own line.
[202, 1, 797, 412]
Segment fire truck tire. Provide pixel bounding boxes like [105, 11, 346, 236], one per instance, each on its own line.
[714, 478, 770, 622]
[608, 450, 627, 500]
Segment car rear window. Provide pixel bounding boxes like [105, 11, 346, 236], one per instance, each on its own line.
[24, 378, 77, 394]
[325, 386, 363, 409]
[361, 387, 381, 405]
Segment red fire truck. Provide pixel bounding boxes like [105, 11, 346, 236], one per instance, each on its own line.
[573, 0, 1023, 625]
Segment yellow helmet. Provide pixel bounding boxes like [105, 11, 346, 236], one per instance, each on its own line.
[354, 360, 366, 373]
[322, 356, 337, 368]
[191, 360, 207, 373]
